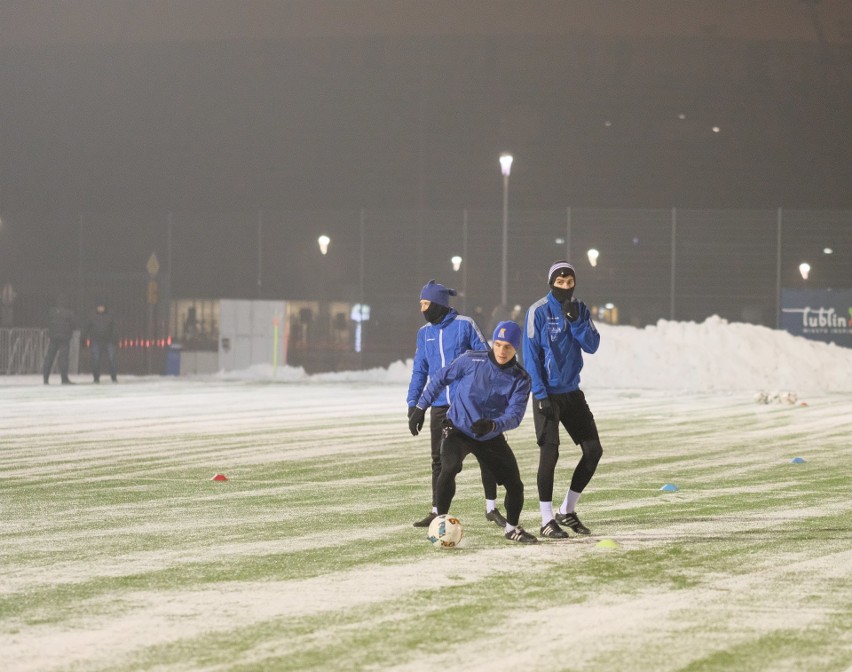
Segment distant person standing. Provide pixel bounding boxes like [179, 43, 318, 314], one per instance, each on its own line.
[523, 261, 603, 539]
[86, 302, 118, 383]
[406, 279, 506, 529]
[42, 294, 77, 385]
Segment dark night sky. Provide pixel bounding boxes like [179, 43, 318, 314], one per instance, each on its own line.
[0, 1, 850, 300]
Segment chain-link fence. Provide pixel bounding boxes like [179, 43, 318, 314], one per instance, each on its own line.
[1, 207, 849, 370]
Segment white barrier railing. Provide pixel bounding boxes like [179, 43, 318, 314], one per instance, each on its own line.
[0, 329, 80, 375]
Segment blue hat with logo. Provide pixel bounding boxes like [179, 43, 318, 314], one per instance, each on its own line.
[492, 321, 522, 350]
[420, 279, 457, 308]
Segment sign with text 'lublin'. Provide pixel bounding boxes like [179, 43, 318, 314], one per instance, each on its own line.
[780, 289, 852, 348]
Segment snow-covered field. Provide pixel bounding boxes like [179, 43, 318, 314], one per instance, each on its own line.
[2, 318, 851, 671]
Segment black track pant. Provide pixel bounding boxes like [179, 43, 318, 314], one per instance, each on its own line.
[533, 390, 603, 502]
[429, 406, 498, 507]
[435, 424, 524, 526]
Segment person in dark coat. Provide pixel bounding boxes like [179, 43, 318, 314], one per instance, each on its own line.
[86, 303, 118, 383]
[42, 294, 77, 385]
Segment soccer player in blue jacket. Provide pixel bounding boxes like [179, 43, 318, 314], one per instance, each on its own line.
[523, 261, 603, 539]
[409, 321, 537, 544]
[406, 280, 505, 529]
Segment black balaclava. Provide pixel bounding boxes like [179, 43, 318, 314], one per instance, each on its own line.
[423, 302, 450, 324]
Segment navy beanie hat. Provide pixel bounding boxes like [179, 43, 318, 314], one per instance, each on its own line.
[548, 260, 575, 286]
[420, 279, 457, 308]
[492, 321, 522, 350]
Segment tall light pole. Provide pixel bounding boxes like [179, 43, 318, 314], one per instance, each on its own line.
[499, 153, 513, 307]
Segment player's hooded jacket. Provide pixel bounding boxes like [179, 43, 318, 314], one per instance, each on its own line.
[415, 350, 531, 442]
[523, 292, 600, 401]
[406, 309, 488, 407]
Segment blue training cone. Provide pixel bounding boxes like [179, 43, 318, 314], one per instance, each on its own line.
[659, 483, 679, 492]
[790, 457, 806, 464]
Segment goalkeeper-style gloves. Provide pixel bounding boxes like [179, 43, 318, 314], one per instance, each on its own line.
[471, 418, 496, 438]
[536, 397, 556, 420]
[408, 407, 426, 436]
[562, 299, 581, 322]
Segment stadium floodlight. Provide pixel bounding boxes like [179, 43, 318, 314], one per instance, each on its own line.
[823, 247, 833, 255]
[451, 255, 462, 272]
[317, 235, 330, 255]
[587, 248, 600, 267]
[799, 262, 811, 280]
[499, 153, 513, 306]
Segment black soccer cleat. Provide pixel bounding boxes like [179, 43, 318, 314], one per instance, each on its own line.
[413, 512, 438, 528]
[504, 526, 538, 544]
[485, 508, 508, 528]
[555, 511, 592, 535]
[540, 519, 569, 539]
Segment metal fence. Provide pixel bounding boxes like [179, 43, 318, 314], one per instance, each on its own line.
[1, 207, 850, 370]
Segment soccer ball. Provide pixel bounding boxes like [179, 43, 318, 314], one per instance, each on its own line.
[427, 514, 464, 549]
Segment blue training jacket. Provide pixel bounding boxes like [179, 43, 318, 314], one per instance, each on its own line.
[406, 309, 488, 407]
[522, 292, 600, 401]
[416, 350, 531, 442]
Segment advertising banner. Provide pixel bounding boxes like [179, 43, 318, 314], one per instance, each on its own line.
[780, 289, 852, 348]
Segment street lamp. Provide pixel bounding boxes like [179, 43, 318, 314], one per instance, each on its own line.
[318, 235, 330, 255]
[499, 153, 513, 306]
[587, 248, 600, 267]
[799, 262, 810, 280]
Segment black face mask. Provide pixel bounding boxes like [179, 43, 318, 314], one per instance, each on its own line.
[423, 303, 450, 324]
[550, 286, 574, 304]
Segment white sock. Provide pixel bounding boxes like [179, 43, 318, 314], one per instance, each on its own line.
[505, 523, 516, 533]
[432, 506, 438, 514]
[486, 499, 497, 513]
[539, 501, 554, 526]
[560, 490, 581, 515]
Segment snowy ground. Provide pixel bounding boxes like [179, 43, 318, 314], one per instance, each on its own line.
[2, 318, 851, 671]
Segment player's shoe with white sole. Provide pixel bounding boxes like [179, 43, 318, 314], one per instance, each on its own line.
[485, 508, 508, 528]
[540, 520, 569, 539]
[504, 527, 537, 544]
[555, 511, 591, 535]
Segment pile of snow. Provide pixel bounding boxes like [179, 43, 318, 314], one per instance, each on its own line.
[583, 315, 851, 392]
[217, 316, 852, 393]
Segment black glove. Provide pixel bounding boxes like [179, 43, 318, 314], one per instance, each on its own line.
[408, 407, 426, 436]
[562, 299, 580, 322]
[471, 418, 496, 438]
[536, 396, 556, 420]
